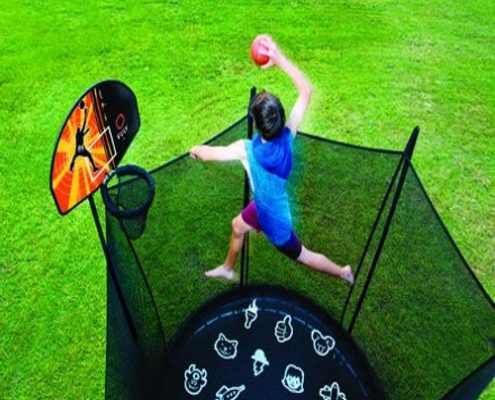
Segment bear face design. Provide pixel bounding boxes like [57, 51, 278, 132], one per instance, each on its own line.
[311, 329, 336, 357]
[282, 364, 305, 394]
[184, 364, 207, 396]
[214, 333, 239, 360]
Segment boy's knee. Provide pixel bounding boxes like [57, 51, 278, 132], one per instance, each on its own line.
[231, 216, 246, 236]
[296, 246, 311, 263]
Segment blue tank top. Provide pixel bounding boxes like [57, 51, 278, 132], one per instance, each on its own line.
[244, 127, 295, 246]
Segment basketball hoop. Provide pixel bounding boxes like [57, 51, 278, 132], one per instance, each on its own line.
[101, 164, 155, 240]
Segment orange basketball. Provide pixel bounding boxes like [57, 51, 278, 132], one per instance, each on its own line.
[250, 35, 269, 66]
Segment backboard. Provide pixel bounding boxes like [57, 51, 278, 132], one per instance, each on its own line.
[50, 80, 140, 215]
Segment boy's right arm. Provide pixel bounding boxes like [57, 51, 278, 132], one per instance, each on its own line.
[258, 36, 312, 136]
[190, 139, 246, 162]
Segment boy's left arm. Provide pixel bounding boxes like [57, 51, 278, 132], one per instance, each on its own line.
[190, 139, 246, 162]
[258, 36, 312, 136]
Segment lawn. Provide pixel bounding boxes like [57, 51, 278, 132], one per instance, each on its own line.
[1, 1, 494, 399]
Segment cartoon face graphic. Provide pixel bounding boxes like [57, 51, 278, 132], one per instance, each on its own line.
[311, 329, 336, 357]
[282, 364, 305, 394]
[319, 382, 347, 400]
[214, 333, 238, 360]
[244, 299, 259, 329]
[184, 364, 207, 395]
[251, 349, 269, 376]
[215, 385, 246, 400]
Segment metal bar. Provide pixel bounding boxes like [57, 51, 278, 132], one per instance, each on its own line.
[440, 354, 495, 400]
[125, 232, 166, 346]
[347, 127, 419, 335]
[88, 195, 138, 341]
[339, 153, 405, 326]
[240, 87, 256, 288]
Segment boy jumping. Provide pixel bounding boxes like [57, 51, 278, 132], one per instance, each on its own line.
[190, 36, 354, 285]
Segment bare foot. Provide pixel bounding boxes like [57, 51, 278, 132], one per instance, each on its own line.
[341, 265, 354, 285]
[204, 265, 234, 280]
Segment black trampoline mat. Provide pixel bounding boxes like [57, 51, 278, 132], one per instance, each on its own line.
[162, 286, 382, 399]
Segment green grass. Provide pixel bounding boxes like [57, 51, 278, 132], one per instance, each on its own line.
[1, 0, 494, 398]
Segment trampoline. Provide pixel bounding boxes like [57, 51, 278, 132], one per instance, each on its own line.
[162, 286, 382, 399]
[51, 81, 495, 400]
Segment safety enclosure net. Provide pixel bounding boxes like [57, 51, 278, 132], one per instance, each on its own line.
[104, 116, 495, 399]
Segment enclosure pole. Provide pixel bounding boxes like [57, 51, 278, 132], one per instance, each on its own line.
[240, 87, 256, 288]
[347, 127, 419, 335]
[88, 194, 138, 341]
[440, 354, 495, 400]
[339, 154, 405, 326]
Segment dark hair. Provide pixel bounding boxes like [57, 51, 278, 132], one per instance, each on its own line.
[250, 91, 286, 140]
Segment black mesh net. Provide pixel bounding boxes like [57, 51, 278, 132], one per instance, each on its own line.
[349, 165, 495, 400]
[104, 116, 495, 399]
[248, 132, 402, 320]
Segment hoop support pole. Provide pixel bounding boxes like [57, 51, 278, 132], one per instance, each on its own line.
[89, 194, 138, 341]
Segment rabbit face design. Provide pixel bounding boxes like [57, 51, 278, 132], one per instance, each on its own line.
[214, 333, 238, 359]
[311, 329, 336, 357]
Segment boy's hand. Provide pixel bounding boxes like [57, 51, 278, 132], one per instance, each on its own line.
[258, 35, 284, 69]
[189, 145, 205, 160]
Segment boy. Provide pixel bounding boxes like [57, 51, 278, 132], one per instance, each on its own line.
[190, 36, 354, 284]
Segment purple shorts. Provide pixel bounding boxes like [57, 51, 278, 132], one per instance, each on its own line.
[241, 201, 302, 260]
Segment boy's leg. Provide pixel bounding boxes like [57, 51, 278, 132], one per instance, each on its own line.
[82, 149, 99, 171]
[275, 232, 353, 283]
[297, 245, 354, 284]
[204, 213, 254, 279]
[224, 214, 254, 268]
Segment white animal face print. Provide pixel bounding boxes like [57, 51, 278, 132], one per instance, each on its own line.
[214, 333, 238, 360]
[319, 382, 347, 400]
[311, 329, 336, 357]
[184, 364, 207, 396]
[281, 364, 305, 394]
